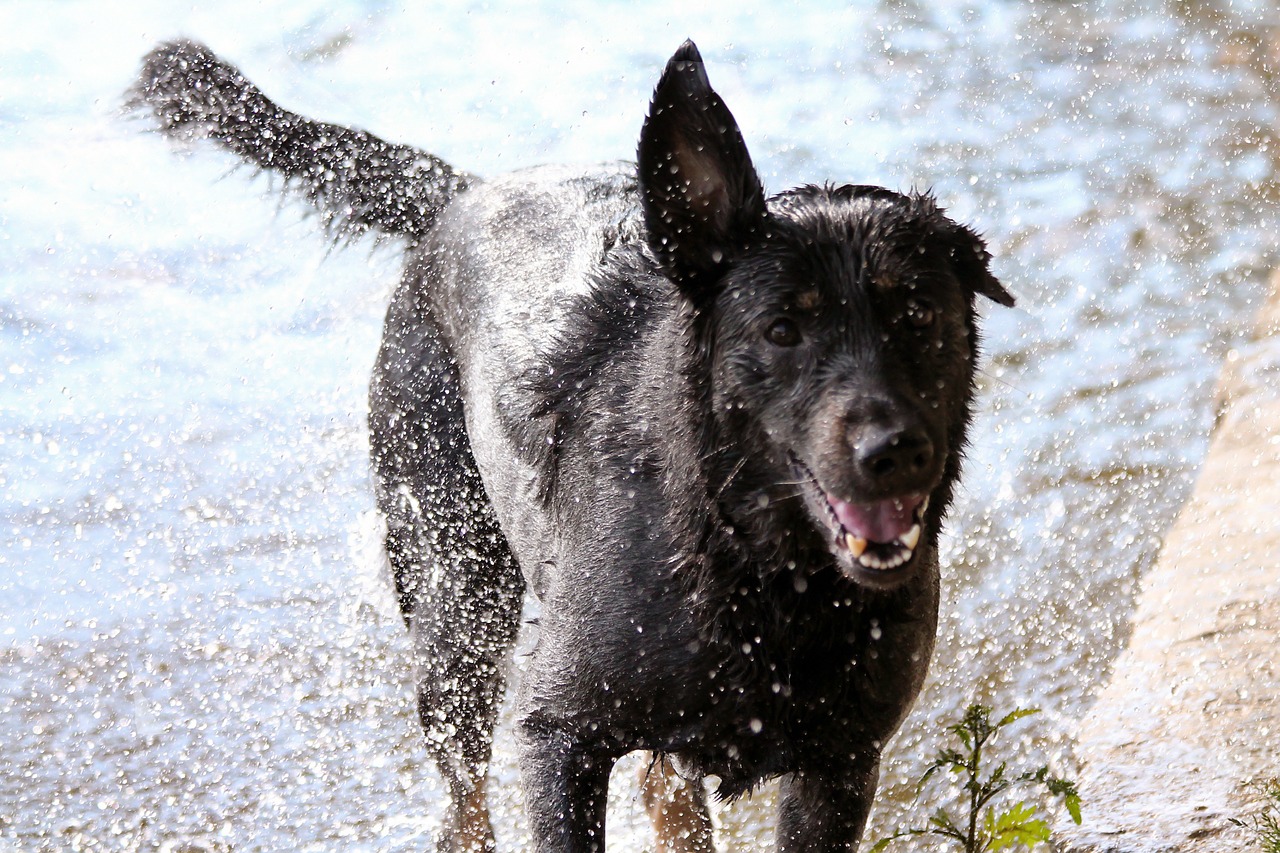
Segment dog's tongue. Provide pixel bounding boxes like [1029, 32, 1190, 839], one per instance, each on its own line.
[830, 497, 920, 544]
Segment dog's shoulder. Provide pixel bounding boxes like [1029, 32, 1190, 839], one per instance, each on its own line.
[419, 160, 673, 511]
[522, 215, 673, 508]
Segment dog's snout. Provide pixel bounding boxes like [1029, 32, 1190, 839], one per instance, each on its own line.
[853, 423, 934, 487]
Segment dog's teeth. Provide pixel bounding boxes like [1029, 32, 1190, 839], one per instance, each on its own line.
[855, 541, 914, 572]
[846, 534, 868, 557]
[900, 524, 921, 552]
[859, 551, 905, 570]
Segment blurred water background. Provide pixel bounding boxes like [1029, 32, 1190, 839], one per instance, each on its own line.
[2, 0, 1278, 849]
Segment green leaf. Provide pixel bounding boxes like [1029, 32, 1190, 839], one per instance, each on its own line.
[988, 761, 1008, 788]
[916, 763, 941, 794]
[1020, 766, 1048, 784]
[984, 802, 1051, 852]
[934, 748, 968, 773]
[996, 707, 1040, 729]
[1065, 792, 1083, 825]
[867, 838, 893, 853]
[929, 808, 960, 834]
[1044, 776, 1078, 797]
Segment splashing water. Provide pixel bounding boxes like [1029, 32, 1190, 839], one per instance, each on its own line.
[2, 0, 1277, 848]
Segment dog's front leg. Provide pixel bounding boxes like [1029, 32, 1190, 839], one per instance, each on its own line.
[516, 713, 614, 853]
[775, 758, 880, 852]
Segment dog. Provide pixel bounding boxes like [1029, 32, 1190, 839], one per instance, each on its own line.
[131, 39, 1014, 852]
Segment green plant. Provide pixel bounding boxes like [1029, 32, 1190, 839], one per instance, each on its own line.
[871, 704, 1082, 853]
[1234, 777, 1280, 852]
[1259, 779, 1280, 852]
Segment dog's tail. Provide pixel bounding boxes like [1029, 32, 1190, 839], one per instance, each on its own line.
[128, 39, 468, 242]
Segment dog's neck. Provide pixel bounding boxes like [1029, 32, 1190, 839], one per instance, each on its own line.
[654, 303, 828, 639]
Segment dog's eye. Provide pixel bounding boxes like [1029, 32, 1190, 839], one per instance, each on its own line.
[906, 300, 936, 329]
[766, 318, 802, 347]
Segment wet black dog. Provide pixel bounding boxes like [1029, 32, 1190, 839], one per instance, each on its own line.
[132, 40, 1013, 852]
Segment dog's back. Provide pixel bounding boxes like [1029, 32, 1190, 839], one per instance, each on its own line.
[402, 162, 649, 572]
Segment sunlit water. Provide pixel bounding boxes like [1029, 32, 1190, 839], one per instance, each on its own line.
[3, 0, 1277, 849]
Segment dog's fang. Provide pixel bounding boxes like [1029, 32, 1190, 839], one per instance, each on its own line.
[845, 533, 868, 557]
[900, 524, 921, 552]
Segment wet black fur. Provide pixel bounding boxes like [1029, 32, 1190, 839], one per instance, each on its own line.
[131, 38, 1013, 852]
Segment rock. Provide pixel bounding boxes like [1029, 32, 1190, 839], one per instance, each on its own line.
[1056, 271, 1280, 851]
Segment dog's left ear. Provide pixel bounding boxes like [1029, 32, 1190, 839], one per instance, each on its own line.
[942, 222, 1015, 307]
[638, 41, 767, 295]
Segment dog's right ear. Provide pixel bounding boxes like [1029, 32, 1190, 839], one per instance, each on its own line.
[638, 41, 767, 297]
[939, 220, 1016, 308]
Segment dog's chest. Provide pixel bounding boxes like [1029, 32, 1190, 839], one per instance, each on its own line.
[658, 589, 936, 794]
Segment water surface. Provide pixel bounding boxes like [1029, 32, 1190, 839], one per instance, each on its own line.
[2, 0, 1277, 848]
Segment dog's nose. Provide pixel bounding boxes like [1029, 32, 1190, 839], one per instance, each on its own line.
[853, 423, 934, 486]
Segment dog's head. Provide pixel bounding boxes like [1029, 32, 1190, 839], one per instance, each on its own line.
[639, 42, 1014, 590]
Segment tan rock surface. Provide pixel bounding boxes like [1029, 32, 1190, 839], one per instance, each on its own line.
[1057, 272, 1280, 851]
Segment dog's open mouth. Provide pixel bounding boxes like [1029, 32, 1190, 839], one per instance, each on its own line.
[825, 492, 927, 571]
[792, 457, 929, 575]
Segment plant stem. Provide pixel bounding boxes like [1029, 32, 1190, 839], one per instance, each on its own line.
[967, 726, 982, 853]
